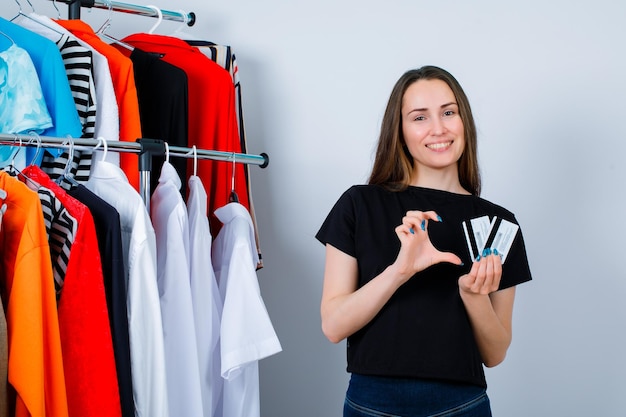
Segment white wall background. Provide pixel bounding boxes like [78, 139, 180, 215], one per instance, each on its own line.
[5, 0, 626, 415]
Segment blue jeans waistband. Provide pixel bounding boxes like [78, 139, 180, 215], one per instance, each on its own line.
[344, 374, 492, 417]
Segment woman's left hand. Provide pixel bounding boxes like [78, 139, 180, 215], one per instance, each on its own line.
[458, 249, 502, 295]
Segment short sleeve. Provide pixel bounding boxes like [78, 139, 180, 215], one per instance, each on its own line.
[315, 187, 358, 258]
[499, 215, 533, 290]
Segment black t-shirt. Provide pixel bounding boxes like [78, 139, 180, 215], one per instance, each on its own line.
[315, 185, 532, 387]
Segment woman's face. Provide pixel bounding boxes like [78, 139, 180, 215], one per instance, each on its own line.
[401, 78, 465, 174]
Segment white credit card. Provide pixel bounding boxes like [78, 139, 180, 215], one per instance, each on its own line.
[462, 215, 491, 260]
[462, 216, 518, 264]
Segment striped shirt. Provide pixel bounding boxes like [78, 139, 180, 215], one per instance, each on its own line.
[35, 186, 77, 298]
[41, 34, 98, 184]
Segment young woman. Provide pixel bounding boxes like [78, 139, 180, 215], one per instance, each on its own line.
[316, 66, 532, 417]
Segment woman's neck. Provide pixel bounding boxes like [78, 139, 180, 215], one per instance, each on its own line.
[409, 166, 470, 195]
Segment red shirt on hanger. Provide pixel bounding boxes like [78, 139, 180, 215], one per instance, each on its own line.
[116, 34, 249, 237]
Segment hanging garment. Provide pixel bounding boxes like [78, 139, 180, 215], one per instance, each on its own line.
[26, 185, 77, 297]
[0, 17, 82, 165]
[0, 294, 7, 417]
[212, 203, 282, 417]
[13, 13, 98, 140]
[68, 184, 135, 417]
[185, 39, 263, 269]
[85, 160, 169, 417]
[151, 161, 204, 417]
[0, 171, 69, 417]
[18, 13, 119, 144]
[120, 34, 249, 237]
[55, 19, 142, 190]
[187, 175, 223, 417]
[12, 16, 101, 182]
[22, 166, 122, 417]
[0, 43, 52, 135]
[125, 48, 189, 197]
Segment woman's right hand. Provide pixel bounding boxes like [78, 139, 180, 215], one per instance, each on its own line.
[393, 210, 463, 283]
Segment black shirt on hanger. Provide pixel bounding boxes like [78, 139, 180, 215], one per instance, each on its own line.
[127, 48, 189, 196]
[68, 184, 135, 417]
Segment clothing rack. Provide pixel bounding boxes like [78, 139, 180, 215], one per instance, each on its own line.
[52, 0, 196, 25]
[0, 133, 269, 209]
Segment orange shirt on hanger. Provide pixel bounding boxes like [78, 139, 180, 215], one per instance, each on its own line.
[0, 172, 69, 417]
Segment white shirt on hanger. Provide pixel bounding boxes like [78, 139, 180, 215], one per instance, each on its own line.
[187, 175, 223, 417]
[150, 162, 204, 417]
[85, 160, 169, 417]
[212, 202, 282, 417]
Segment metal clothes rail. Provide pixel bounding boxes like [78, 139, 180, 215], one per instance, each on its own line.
[52, 0, 196, 25]
[0, 133, 269, 209]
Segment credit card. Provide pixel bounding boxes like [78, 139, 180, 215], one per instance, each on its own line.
[462, 216, 518, 264]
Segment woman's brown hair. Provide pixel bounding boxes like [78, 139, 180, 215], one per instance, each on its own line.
[368, 66, 481, 196]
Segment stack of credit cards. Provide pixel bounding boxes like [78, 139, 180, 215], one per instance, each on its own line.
[461, 216, 518, 264]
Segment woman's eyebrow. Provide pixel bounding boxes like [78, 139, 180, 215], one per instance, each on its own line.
[407, 102, 457, 114]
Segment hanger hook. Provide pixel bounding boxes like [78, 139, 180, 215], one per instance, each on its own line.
[95, 136, 108, 162]
[231, 152, 236, 190]
[229, 153, 239, 203]
[164, 141, 169, 163]
[146, 5, 163, 34]
[52, 0, 61, 19]
[184, 145, 197, 176]
[58, 136, 75, 183]
[172, 9, 188, 33]
[13, 0, 23, 16]
[96, 0, 113, 34]
[11, 134, 22, 168]
[27, 131, 42, 166]
[192, 145, 197, 176]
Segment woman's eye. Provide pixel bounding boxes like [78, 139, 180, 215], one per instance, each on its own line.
[414, 115, 426, 121]
[443, 110, 455, 117]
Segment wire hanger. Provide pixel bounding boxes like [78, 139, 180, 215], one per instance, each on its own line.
[95, 0, 135, 51]
[229, 153, 239, 203]
[0, 29, 15, 50]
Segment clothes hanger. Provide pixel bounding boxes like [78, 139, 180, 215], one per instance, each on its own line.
[184, 145, 198, 177]
[0, 28, 15, 44]
[95, 0, 135, 51]
[146, 5, 163, 34]
[0, 187, 6, 232]
[3, 134, 40, 189]
[229, 153, 239, 203]
[169, 9, 195, 39]
[10, 0, 64, 36]
[0, 29, 15, 51]
[93, 136, 109, 162]
[56, 136, 79, 187]
[192, 145, 197, 176]
[2, 134, 22, 173]
[27, 131, 43, 166]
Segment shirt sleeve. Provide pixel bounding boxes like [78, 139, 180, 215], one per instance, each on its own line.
[315, 187, 358, 258]
[499, 214, 533, 290]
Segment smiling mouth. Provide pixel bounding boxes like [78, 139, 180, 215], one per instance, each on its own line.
[425, 141, 452, 150]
